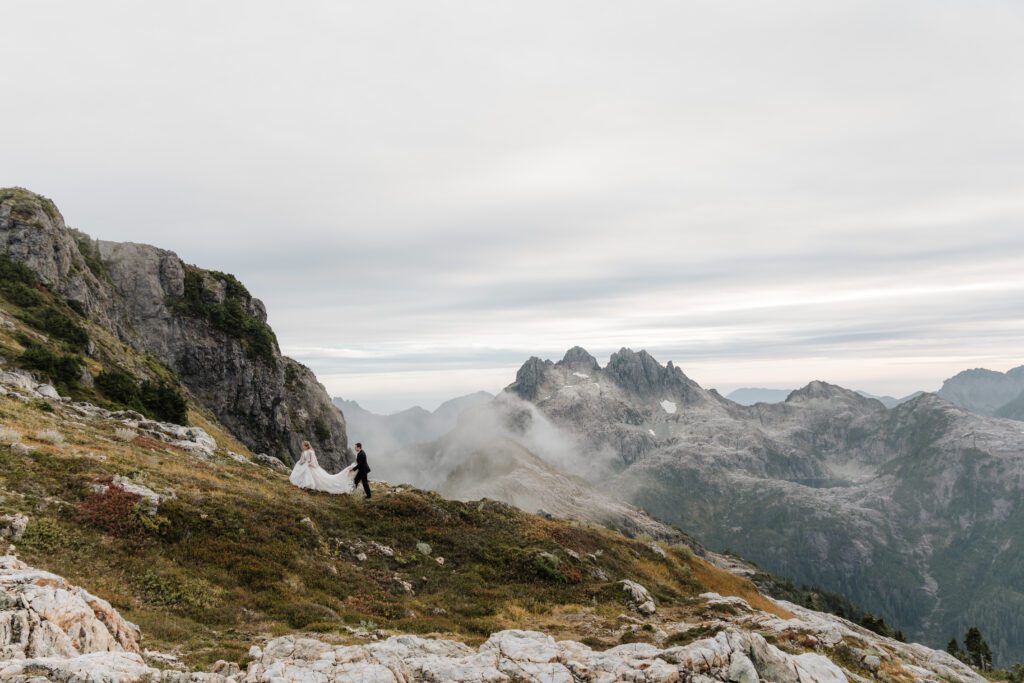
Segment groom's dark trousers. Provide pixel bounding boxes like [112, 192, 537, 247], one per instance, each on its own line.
[354, 449, 371, 498]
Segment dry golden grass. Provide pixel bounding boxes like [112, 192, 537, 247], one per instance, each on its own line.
[686, 556, 793, 619]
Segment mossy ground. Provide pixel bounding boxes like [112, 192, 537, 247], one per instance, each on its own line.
[0, 391, 785, 670]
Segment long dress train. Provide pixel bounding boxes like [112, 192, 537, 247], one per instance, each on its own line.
[289, 448, 357, 494]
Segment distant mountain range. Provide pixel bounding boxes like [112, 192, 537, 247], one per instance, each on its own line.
[341, 354, 1024, 662]
[333, 391, 493, 450]
[725, 365, 1024, 418]
[397, 347, 1024, 663]
[726, 386, 923, 409]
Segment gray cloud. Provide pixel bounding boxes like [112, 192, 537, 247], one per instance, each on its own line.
[2, 1, 1023, 411]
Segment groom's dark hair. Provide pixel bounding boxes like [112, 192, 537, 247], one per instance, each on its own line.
[355, 442, 362, 449]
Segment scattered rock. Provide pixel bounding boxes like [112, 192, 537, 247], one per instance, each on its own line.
[253, 452, 289, 472]
[416, 542, 432, 556]
[225, 450, 249, 464]
[393, 576, 415, 596]
[35, 384, 60, 400]
[370, 541, 395, 557]
[649, 542, 667, 559]
[436, 556, 445, 566]
[620, 579, 657, 615]
[355, 552, 368, 562]
[0, 514, 28, 542]
[210, 659, 239, 676]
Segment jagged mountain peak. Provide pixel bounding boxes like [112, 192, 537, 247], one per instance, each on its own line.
[785, 380, 874, 404]
[605, 347, 700, 398]
[557, 345, 600, 371]
[508, 356, 554, 400]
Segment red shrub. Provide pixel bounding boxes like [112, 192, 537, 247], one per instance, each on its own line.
[558, 563, 583, 584]
[77, 484, 145, 538]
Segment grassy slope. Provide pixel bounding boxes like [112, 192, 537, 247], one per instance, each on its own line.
[0, 388, 791, 669]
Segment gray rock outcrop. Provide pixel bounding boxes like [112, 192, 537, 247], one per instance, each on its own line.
[0, 188, 348, 468]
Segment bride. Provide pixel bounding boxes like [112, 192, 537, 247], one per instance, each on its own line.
[289, 440, 357, 494]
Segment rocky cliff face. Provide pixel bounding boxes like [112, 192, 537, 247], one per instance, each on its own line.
[0, 188, 348, 468]
[497, 347, 1024, 664]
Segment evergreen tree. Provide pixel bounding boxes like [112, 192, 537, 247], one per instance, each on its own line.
[964, 627, 993, 671]
[946, 638, 965, 662]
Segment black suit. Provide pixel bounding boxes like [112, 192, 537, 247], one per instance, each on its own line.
[353, 449, 371, 498]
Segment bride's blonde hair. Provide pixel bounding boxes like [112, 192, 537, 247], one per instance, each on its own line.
[302, 440, 312, 450]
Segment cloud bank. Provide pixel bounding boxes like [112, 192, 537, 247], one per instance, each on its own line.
[3, 1, 1023, 410]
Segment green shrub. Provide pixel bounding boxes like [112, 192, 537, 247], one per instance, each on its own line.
[139, 570, 217, 610]
[140, 380, 188, 424]
[19, 518, 73, 553]
[96, 367, 188, 424]
[73, 234, 107, 280]
[0, 253, 90, 351]
[278, 602, 339, 628]
[20, 306, 89, 349]
[96, 368, 144, 408]
[17, 340, 83, 391]
[168, 267, 278, 365]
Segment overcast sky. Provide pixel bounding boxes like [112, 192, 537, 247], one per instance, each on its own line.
[3, 1, 1023, 412]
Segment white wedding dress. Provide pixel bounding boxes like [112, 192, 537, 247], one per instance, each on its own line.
[289, 448, 357, 494]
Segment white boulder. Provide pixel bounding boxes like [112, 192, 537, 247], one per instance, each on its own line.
[620, 579, 657, 614]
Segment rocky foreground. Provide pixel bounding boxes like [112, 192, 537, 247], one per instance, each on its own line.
[0, 554, 981, 682]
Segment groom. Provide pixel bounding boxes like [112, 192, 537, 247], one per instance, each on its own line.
[353, 443, 371, 499]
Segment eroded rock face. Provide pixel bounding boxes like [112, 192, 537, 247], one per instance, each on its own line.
[0, 189, 348, 469]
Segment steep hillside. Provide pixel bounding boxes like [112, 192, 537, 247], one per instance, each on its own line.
[498, 347, 1024, 663]
[0, 188, 347, 467]
[0, 379, 984, 682]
